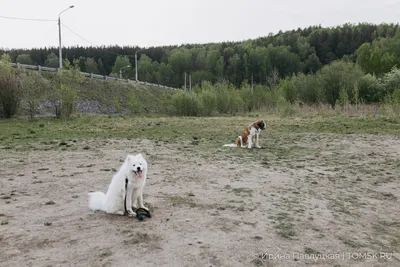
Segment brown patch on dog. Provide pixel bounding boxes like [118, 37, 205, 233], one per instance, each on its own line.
[236, 127, 251, 146]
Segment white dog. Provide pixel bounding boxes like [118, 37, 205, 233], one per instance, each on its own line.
[88, 153, 148, 216]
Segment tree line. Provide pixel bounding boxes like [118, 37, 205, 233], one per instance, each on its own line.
[1, 22, 399, 89]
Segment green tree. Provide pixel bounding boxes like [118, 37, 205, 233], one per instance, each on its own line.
[16, 54, 33, 65]
[111, 55, 132, 77]
[319, 60, 364, 106]
[84, 57, 100, 74]
[44, 52, 59, 68]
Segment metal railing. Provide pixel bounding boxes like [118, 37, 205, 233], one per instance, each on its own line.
[10, 62, 179, 90]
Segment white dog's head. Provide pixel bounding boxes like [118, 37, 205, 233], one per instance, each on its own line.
[126, 153, 147, 179]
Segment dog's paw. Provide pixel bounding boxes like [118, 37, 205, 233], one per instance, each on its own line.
[256, 145, 261, 148]
[139, 205, 149, 211]
[126, 209, 137, 217]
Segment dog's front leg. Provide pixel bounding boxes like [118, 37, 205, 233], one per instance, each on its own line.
[256, 133, 261, 148]
[137, 188, 148, 211]
[125, 182, 136, 217]
[131, 188, 139, 210]
[247, 134, 253, 149]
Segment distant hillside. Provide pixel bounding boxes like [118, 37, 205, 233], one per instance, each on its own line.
[1, 22, 399, 89]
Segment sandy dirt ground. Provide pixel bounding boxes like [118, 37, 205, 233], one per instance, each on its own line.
[1, 134, 400, 267]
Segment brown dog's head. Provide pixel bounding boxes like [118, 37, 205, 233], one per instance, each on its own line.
[253, 119, 266, 130]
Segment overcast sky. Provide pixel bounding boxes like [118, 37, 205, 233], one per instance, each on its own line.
[1, 0, 399, 49]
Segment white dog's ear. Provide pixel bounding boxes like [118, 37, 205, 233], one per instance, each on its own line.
[136, 153, 143, 158]
[126, 155, 133, 162]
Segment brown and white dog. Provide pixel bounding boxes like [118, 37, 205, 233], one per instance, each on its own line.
[223, 119, 266, 149]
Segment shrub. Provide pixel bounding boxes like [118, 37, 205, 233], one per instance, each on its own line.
[198, 90, 217, 116]
[127, 93, 141, 114]
[19, 70, 51, 118]
[278, 78, 297, 104]
[318, 60, 364, 107]
[170, 91, 201, 116]
[0, 55, 20, 118]
[357, 74, 382, 103]
[47, 60, 84, 118]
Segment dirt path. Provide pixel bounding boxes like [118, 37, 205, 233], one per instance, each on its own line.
[1, 134, 399, 267]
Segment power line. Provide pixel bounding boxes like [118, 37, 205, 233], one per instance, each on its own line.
[61, 22, 137, 58]
[0, 15, 56, 22]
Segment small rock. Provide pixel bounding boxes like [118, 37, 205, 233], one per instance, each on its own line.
[188, 193, 195, 197]
[44, 222, 52, 226]
[72, 195, 79, 199]
[38, 168, 49, 171]
[83, 146, 90, 150]
[0, 196, 11, 199]
[59, 141, 68, 146]
[45, 201, 56, 205]
[17, 174, 25, 177]
[1, 220, 8, 225]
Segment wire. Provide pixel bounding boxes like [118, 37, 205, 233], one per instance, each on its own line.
[0, 15, 56, 22]
[61, 22, 137, 58]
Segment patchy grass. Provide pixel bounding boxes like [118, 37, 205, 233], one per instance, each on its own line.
[1, 114, 398, 151]
[1, 112, 399, 267]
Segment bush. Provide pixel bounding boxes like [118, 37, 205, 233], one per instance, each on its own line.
[290, 73, 324, 104]
[170, 91, 201, 116]
[278, 78, 297, 104]
[198, 90, 216, 116]
[0, 55, 20, 118]
[318, 60, 364, 107]
[381, 67, 400, 95]
[19, 70, 51, 118]
[357, 74, 381, 103]
[48, 60, 84, 118]
[127, 93, 141, 114]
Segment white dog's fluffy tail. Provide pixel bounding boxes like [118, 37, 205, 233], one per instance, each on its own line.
[222, 143, 237, 147]
[88, 191, 106, 211]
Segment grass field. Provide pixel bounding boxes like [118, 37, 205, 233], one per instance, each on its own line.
[0, 113, 399, 266]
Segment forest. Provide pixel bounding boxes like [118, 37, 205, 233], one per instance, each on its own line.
[1, 22, 400, 118]
[1, 23, 399, 87]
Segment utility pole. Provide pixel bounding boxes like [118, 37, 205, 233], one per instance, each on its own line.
[184, 72, 187, 91]
[189, 74, 192, 92]
[135, 49, 142, 82]
[58, 5, 74, 70]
